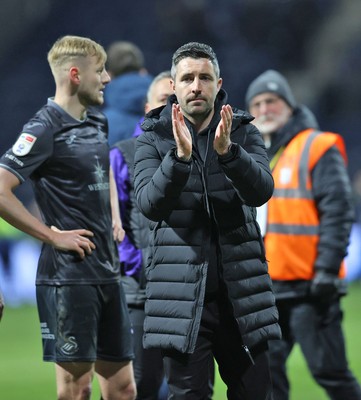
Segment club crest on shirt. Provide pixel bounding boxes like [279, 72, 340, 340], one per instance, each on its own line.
[12, 133, 37, 156]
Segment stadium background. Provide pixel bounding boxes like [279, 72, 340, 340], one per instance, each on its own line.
[0, 1, 361, 398]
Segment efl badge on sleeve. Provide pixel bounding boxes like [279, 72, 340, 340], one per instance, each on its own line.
[12, 133, 37, 156]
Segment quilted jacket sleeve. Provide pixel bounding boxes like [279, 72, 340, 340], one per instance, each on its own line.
[219, 123, 274, 207]
[133, 132, 192, 222]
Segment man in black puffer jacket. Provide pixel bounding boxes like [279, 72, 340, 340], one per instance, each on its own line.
[133, 42, 281, 400]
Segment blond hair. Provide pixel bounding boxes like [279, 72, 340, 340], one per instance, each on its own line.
[47, 35, 107, 73]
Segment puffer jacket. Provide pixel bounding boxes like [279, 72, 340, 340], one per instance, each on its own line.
[134, 90, 281, 354]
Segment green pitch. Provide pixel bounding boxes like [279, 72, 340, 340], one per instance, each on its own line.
[1, 283, 360, 399]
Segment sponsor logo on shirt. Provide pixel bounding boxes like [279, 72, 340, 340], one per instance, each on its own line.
[88, 160, 110, 191]
[5, 153, 24, 166]
[40, 322, 55, 340]
[12, 133, 37, 156]
[88, 182, 110, 191]
[66, 134, 76, 145]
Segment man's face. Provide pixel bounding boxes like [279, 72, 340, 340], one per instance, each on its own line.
[78, 56, 110, 107]
[145, 77, 173, 113]
[171, 57, 222, 123]
[249, 93, 293, 136]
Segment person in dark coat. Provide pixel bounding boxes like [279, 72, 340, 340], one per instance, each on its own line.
[133, 42, 281, 400]
[110, 71, 173, 400]
[245, 69, 361, 400]
[103, 41, 153, 146]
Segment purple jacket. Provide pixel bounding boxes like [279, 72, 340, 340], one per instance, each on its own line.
[109, 119, 144, 277]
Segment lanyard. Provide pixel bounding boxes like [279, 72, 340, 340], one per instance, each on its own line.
[269, 146, 285, 171]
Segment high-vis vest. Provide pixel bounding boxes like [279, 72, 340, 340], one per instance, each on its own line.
[265, 128, 347, 280]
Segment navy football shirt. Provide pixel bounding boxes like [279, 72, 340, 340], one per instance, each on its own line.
[0, 99, 120, 285]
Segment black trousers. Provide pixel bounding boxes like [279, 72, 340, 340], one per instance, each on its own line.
[162, 294, 273, 400]
[269, 298, 361, 400]
[129, 307, 167, 400]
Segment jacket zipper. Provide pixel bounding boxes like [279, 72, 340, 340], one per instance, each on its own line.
[242, 345, 255, 365]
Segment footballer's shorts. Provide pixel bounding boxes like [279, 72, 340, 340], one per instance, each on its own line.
[36, 283, 134, 363]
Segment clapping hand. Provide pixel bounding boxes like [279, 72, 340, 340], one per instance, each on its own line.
[172, 104, 192, 161]
[214, 104, 233, 155]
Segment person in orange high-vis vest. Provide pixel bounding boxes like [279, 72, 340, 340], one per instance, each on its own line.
[267, 128, 347, 282]
[246, 70, 361, 400]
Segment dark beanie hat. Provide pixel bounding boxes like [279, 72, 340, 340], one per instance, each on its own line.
[245, 69, 297, 110]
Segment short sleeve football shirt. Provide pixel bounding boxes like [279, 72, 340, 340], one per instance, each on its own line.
[0, 99, 120, 285]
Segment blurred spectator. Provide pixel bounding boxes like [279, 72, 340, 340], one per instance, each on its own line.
[103, 41, 153, 145]
[0, 182, 41, 306]
[110, 70, 173, 400]
[0, 182, 37, 277]
[345, 224, 361, 282]
[0, 234, 40, 306]
[0, 285, 4, 321]
[0, 220, 25, 278]
[345, 170, 361, 282]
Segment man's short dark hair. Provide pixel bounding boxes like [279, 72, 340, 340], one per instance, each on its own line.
[106, 41, 145, 77]
[171, 42, 220, 79]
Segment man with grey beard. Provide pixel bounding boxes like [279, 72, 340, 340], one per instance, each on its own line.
[246, 69, 361, 400]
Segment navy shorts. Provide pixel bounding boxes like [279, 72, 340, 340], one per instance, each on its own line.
[36, 283, 134, 363]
